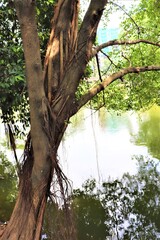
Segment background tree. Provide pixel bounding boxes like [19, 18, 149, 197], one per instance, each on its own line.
[43, 200, 72, 240]
[96, 0, 160, 112]
[1, 154, 160, 239]
[0, 0, 27, 133]
[0, 0, 160, 239]
[71, 156, 160, 240]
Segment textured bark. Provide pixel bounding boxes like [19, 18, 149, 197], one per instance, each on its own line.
[1, 1, 53, 239]
[1, 173, 48, 240]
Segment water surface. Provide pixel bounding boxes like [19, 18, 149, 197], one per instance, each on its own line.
[59, 105, 160, 188]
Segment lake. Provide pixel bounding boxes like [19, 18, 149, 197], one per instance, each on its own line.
[0, 105, 160, 189]
[58, 105, 160, 188]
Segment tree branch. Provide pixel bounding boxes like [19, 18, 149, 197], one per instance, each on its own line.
[92, 39, 160, 57]
[74, 65, 160, 113]
[52, 0, 108, 118]
[77, 0, 108, 63]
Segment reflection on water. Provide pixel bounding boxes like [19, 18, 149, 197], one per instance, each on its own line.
[59, 105, 160, 188]
[131, 105, 160, 160]
[1, 106, 160, 238]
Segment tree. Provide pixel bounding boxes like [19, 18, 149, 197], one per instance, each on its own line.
[99, 0, 160, 112]
[1, 0, 160, 239]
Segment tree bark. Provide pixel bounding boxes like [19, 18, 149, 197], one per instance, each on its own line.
[1, 1, 54, 239]
[1, 0, 83, 239]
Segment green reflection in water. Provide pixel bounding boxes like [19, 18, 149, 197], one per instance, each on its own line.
[98, 107, 133, 133]
[65, 109, 85, 138]
[43, 156, 160, 240]
[133, 105, 160, 160]
[0, 152, 17, 222]
[68, 107, 133, 134]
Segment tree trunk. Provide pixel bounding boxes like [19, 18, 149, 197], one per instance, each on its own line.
[1, 1, 56, 239]
[1, 165, 50, 240]
[1, 0, 108, 239]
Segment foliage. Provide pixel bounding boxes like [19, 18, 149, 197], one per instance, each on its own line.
[0, 0, 28, 133]
[133, 156, 160, 232]
[43, 179, 107, 240]
[79, 156, 160, 239]
[1, 152, 159, 238]
[0, 0, 56, 135]
[0, 151, 159, 237]
[109, 0, 160, 111]
[87, 0, 160, 112]
[0, 152, 18, 222]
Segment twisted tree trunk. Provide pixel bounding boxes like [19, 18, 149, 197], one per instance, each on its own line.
[1, 0, 107, 239]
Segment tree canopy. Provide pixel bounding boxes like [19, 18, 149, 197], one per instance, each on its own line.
[0, 0, 160, 131]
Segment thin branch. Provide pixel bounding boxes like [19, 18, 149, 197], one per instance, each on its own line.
[121, 50, 132, 67]
[92, 39, 160, 57]
[74, 65, 160, 112]
[7, 124, 21, 175]
[77, 0, 108, 62]
[95, 53, 103, 82]
[100, 50, 119, 69]
[109, 1, 140, 35]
